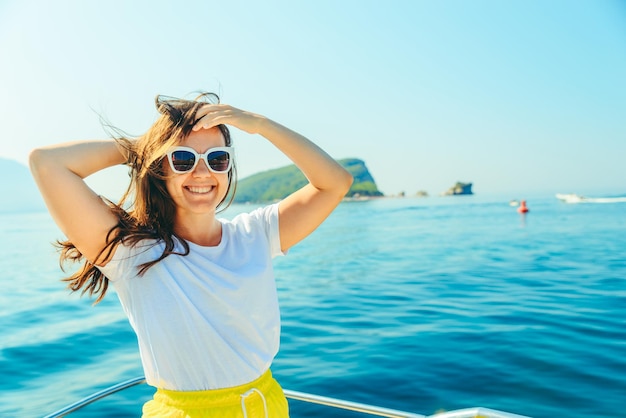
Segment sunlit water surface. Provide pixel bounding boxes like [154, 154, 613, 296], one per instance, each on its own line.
[1, 194, 625, 417]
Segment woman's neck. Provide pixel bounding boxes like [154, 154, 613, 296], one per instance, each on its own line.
[174, 213, 223, 247]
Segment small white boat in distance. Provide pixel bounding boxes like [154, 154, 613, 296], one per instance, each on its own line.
[556, 193, 626, 204]
[555, 193, 585, 203]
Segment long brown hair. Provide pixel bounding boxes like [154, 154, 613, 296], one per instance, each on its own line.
[58, 92, 237, 303]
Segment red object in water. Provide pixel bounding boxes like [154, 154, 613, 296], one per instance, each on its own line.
[518, 200, 529, 213]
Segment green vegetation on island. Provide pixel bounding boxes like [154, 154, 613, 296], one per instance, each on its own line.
[234, 158, 382, 203]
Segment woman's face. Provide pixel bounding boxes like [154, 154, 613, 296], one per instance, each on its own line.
[164, 127, 231, 218]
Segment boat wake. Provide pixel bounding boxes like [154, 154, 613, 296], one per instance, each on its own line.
[555, 193, 626, 204]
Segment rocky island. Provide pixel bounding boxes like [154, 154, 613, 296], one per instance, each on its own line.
[442, 181, 473, 196]
[234, 158, 383, 203]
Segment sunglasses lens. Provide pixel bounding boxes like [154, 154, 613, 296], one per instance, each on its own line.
[171, 150, 196, 172]
[207, 150, 231, 172]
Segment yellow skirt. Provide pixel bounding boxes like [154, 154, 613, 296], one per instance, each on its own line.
[142, 370, 289, 418]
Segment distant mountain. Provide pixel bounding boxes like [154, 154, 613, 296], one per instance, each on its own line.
[234, 158, 383, 203]
[0, 158, 46, 213]
[1, 157, 383, 212]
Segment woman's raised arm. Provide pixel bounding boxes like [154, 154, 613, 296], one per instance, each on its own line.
[29, 140, 127, 264]
[193, 104, 354, 252]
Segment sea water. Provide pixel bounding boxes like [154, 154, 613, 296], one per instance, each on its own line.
[1, 194, 625, 417]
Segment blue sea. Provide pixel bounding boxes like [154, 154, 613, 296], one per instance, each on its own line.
[1, 194, 625, 417]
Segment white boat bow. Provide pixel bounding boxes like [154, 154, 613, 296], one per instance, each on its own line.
[43, 376, 531, 418]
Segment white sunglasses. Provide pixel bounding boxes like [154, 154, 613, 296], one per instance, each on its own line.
[166, 146, 234, 174]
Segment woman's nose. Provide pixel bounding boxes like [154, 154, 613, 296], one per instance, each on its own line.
[192, 159, 213, 177]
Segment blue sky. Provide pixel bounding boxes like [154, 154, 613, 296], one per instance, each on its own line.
[1, 0, 625, 198]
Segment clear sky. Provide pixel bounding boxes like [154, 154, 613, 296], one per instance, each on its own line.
[1, 0, 625, 198]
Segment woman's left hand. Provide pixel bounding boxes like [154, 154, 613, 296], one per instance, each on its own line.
[192, 104, 265, 134]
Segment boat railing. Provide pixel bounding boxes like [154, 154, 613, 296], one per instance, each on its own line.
[43, 376, 530, 418]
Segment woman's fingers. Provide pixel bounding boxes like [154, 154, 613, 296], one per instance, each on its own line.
[192, 104, 233, 131]
[192, 104, 261, 134]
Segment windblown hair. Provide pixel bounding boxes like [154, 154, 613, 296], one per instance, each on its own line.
[57, 92, 237, 303]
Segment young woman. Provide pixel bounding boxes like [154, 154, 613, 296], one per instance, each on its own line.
[29, 93, 353, 417]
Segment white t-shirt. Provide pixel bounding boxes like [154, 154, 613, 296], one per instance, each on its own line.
[98, 204, 284, 391]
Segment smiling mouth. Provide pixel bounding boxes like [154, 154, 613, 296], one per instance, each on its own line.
[186, 186, 214, 194]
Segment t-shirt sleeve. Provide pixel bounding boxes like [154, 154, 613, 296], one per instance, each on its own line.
[248, 203, 285, 258]
[97, 241, 154, 282]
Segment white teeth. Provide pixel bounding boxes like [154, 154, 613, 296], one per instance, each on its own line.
[187, 186, 212, 194]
